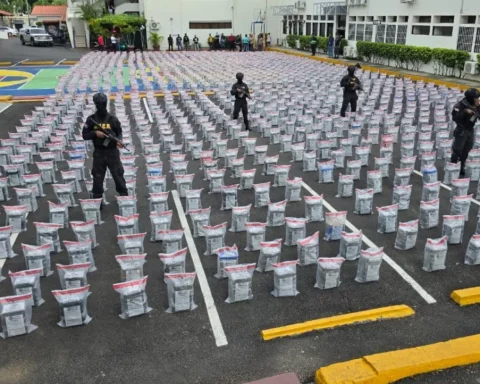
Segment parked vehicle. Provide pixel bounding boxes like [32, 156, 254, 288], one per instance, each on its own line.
[20, 27, 53, 47]
[0, 26, 18, 36]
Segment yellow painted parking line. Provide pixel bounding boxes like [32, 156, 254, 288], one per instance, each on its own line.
[315, 334, 480, 384]
[62, 60, 78, 65]
[20, 61, 55, 65]
[0, 96, 13, 102]
[0, 62, 12, 66]
[269, 47, 472, 91]
[451, 287, 480, 306]
[261, 305, 414, 341]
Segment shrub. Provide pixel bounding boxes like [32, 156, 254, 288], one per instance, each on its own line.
[432, 48, 470, 77]
[477, 53, 480, 73]
[286, 34, 297, 48]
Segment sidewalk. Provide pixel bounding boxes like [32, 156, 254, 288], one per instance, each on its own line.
[269, 46, 480, 90]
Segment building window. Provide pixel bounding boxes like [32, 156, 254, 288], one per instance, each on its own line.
[348, 23, 355, 40]
[189, 21, 232, 29]
[313, 15, 318, 21]
[283, 19, 287, 34]
[418, 16, 431, 23]
[457, 26, 475, 51]
[288, 15, 293, 20]
[327, 23, 334, 36]
[365, 24, 373, 42]
[299, 21, 304, 35]
[396, 24, 407, 45]
[376, 24, 386, 43]
[412, 25, 430, 35]
[399, 16, 409, 23]
[439, 15, 454, 23]
[320, 23, 326, 36]
[307, 15, 311, 20]
[306, 22, 311, 35]
[386, 24, 396, 43]
[356, 24, 364, 41]
[320, 15, 326, 21]
[312, 23, 318, 35]
[475, 28, 480, 53]
[460, 15, 476, 24]
[328, 15, 334, 21]
[433, 26, 453, 36]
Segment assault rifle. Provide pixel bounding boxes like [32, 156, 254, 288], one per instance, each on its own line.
[90, 119, 130, 151]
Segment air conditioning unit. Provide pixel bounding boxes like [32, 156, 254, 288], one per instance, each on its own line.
[295, 1, 306, 10]
[400, 0, 415, 3]
[358, 0, 367, 4]
[344, 46, 357, 58]
[464, 61, 479, 75]
[150, 21, 159, 31]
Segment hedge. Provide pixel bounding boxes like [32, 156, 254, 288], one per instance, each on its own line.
[356, 41, 470, 78]
[286, 34, 347, 53]
[477, 53, 480, 72]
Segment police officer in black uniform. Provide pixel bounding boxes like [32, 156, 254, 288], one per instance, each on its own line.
[340, 65, 362, 117]
[451, 88, 480, 176]
[231, 72, 251, 131]
[82, 93, 128, 201]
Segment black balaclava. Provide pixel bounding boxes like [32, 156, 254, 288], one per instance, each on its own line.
[347, 65, 356, 77]
[93, 93, 108, 119]
[465, 88, 480, 105]
[236, 72, 244, 84]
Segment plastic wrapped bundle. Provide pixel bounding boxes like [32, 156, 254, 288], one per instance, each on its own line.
[297, 231, 319, 266]
[393, 168, 411, 187]
[52, 285, 91, 327]
[451, 195, 472, 222]
[340, 138, 353, 157]
[14, 188, 37, 213]
[347, 160, 362, 180]
[3, 164, 22, 187]
[159, 248, 187, 277]
[0, 226, 15, 259]
[47, 201, 69, 228]
[301, 151, 316, 172]
[221, 184, 239, 210]
[117, 233, 146, 254]
[395, 220, 419, 251]
[273, 165, 290, 187]
[208, 169, 226, 194]
[63, 241, 95, 271]
[71, 220, 97, 248]
[117, 195, 137, 217]
[149, 192, 169, 214]
[443, 162, 461, 185]
[280, 134, 293, 153]
[290, 143, 305, 162]
[400, 156, 417, 171]
[304, 195, 324, 222]
[9, 269, 44, 307]
[150, 211, 173, 242]
[420, 152, 436, 169]
[315, 258, 345, 290]
[367, 170, 382, 194]
[253, 145, 268, 165]
[442, 215, 465, 244]
[422, 182, 441, 202]
[52, 183, 76, 207]
[267, 200, 287, 227]
[285, 178, 302, 202]
[147, 175, 167, 194]
[36, 161, 56, 184]
[376, 204, 399, 234]
[400, 143, 414, 158]
[115, 214, 140, 236]
[306, 133, 318, 151]
[171, 161, 188, 179]
[253, 182, 271, 208]
[355, 188, 374, 215]
[125, 179, 137, 196]
[465, 160, 480, 181]
[355, 146, 370, 167]
[318, 160, 334, 183]
[317, 140, 332, 160]
[244, 138, 256, 156]
[423, 237, 448, 272]
[285, 218, 308, 246]
[203, 223, 227, 256]
[331, 149, 345, 169]
[355, 247, 384, 283]
[263, 155, 279, 176]
[450, 178, 470, 200]
[239, 169, 256, 190]
[175, 174, 195, 197]
[115, 254, 147, 282]
[228, 204, 251, 232]
[0, 293, 37, 338]
[368, 127, 380, 144]
[165, 273, 197, 313]
[60, 171, 81, 194]
[34, 222, 61, 253]
[257, 239, 282, 272]
[225, 264, 255, 304]
[113, 276, 152, 319]
[271, 261, 299, 297]
[231, 157, 245, 179]
[0, 177, 9, 201]
[465, 234, 480, 265]
[212, 245, 238, 279]
[56, 263, 90, 289]
[338, 231, 362, 260]
[78, 199, 103, 225]
[185, 189, 203, 212]
[324, 211, 347, 241]
[243, 221, 267, 251]
[392, 185, 412, 211]
[420, 199, 440, 229]
[337, 174, 354, 198]
[67, 160, 86, 181]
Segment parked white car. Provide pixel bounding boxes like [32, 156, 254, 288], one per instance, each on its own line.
[0, 26, 18, 36]
[20, 27, 53, 47]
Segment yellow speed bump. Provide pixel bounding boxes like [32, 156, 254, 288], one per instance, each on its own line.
[316, 334, 480, 384]
[451, 287, 480, 306]
[261, 305, 414, 341]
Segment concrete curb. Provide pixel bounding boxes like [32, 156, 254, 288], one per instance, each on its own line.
[261, 305, 414, 341]
[20, 61, 56, 65]
[269, 47, 472, 91]
[315, 334, 480, 384]
[0, 96, 13, 102]
[451, 287, 480, 306]
[0, 62, 12, 66]
[62, 60, 78, 65]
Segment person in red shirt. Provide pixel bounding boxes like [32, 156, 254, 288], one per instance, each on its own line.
[228, 33, 235, 51]
[97, 35, 104, 51]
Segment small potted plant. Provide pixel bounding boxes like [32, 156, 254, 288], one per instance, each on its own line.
[149, 32, 163, 51]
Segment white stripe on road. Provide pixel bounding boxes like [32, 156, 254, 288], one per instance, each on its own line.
[12, 59, 28, 66]
[143, 98, 153, 123]
[171, 190, 228, 347]
[412, 169, 480, 207]
[301, 181, 437, 305]
[0, 104, 12, 114]
[56, 58, 67, 66]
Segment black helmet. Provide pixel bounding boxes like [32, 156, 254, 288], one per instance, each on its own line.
[93, 93, 108, 106]
[347, 65, 356, 76]
[465, 88, 480, 104]
[236, 72, 244, 82]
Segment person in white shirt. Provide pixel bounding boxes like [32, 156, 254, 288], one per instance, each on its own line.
[266, 33, 271, 47]
[110, 34, 117, 52]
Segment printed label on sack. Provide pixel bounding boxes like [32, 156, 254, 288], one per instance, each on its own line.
[64, 305, 82, 327]
[126, 294, 145, 317]
[174, 289, 191, 311]
[51, 213, 64, 226]
[324, 271, 339, 289]
[234, 281, 250, 302]
[6, 313, 26, 337]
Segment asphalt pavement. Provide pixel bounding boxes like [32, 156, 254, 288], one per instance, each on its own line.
[0, 91, 480, 384]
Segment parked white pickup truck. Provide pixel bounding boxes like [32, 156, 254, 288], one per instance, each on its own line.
[20, 27, 53, 47]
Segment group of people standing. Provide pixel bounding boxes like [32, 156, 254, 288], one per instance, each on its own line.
[166, 32, 271, 52]
[309, 33, 343, 58]
[167, 34, 201, 51]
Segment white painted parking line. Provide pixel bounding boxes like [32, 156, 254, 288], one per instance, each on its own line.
[143, 98, 153, 123]
[412, 170, 480, 207]
[301, 182, 437, 305]
[56, 58, 67, 66]
[12, 59, 28, 66]
[0, 103, 11, 114]
[171, 190, 229, 347]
